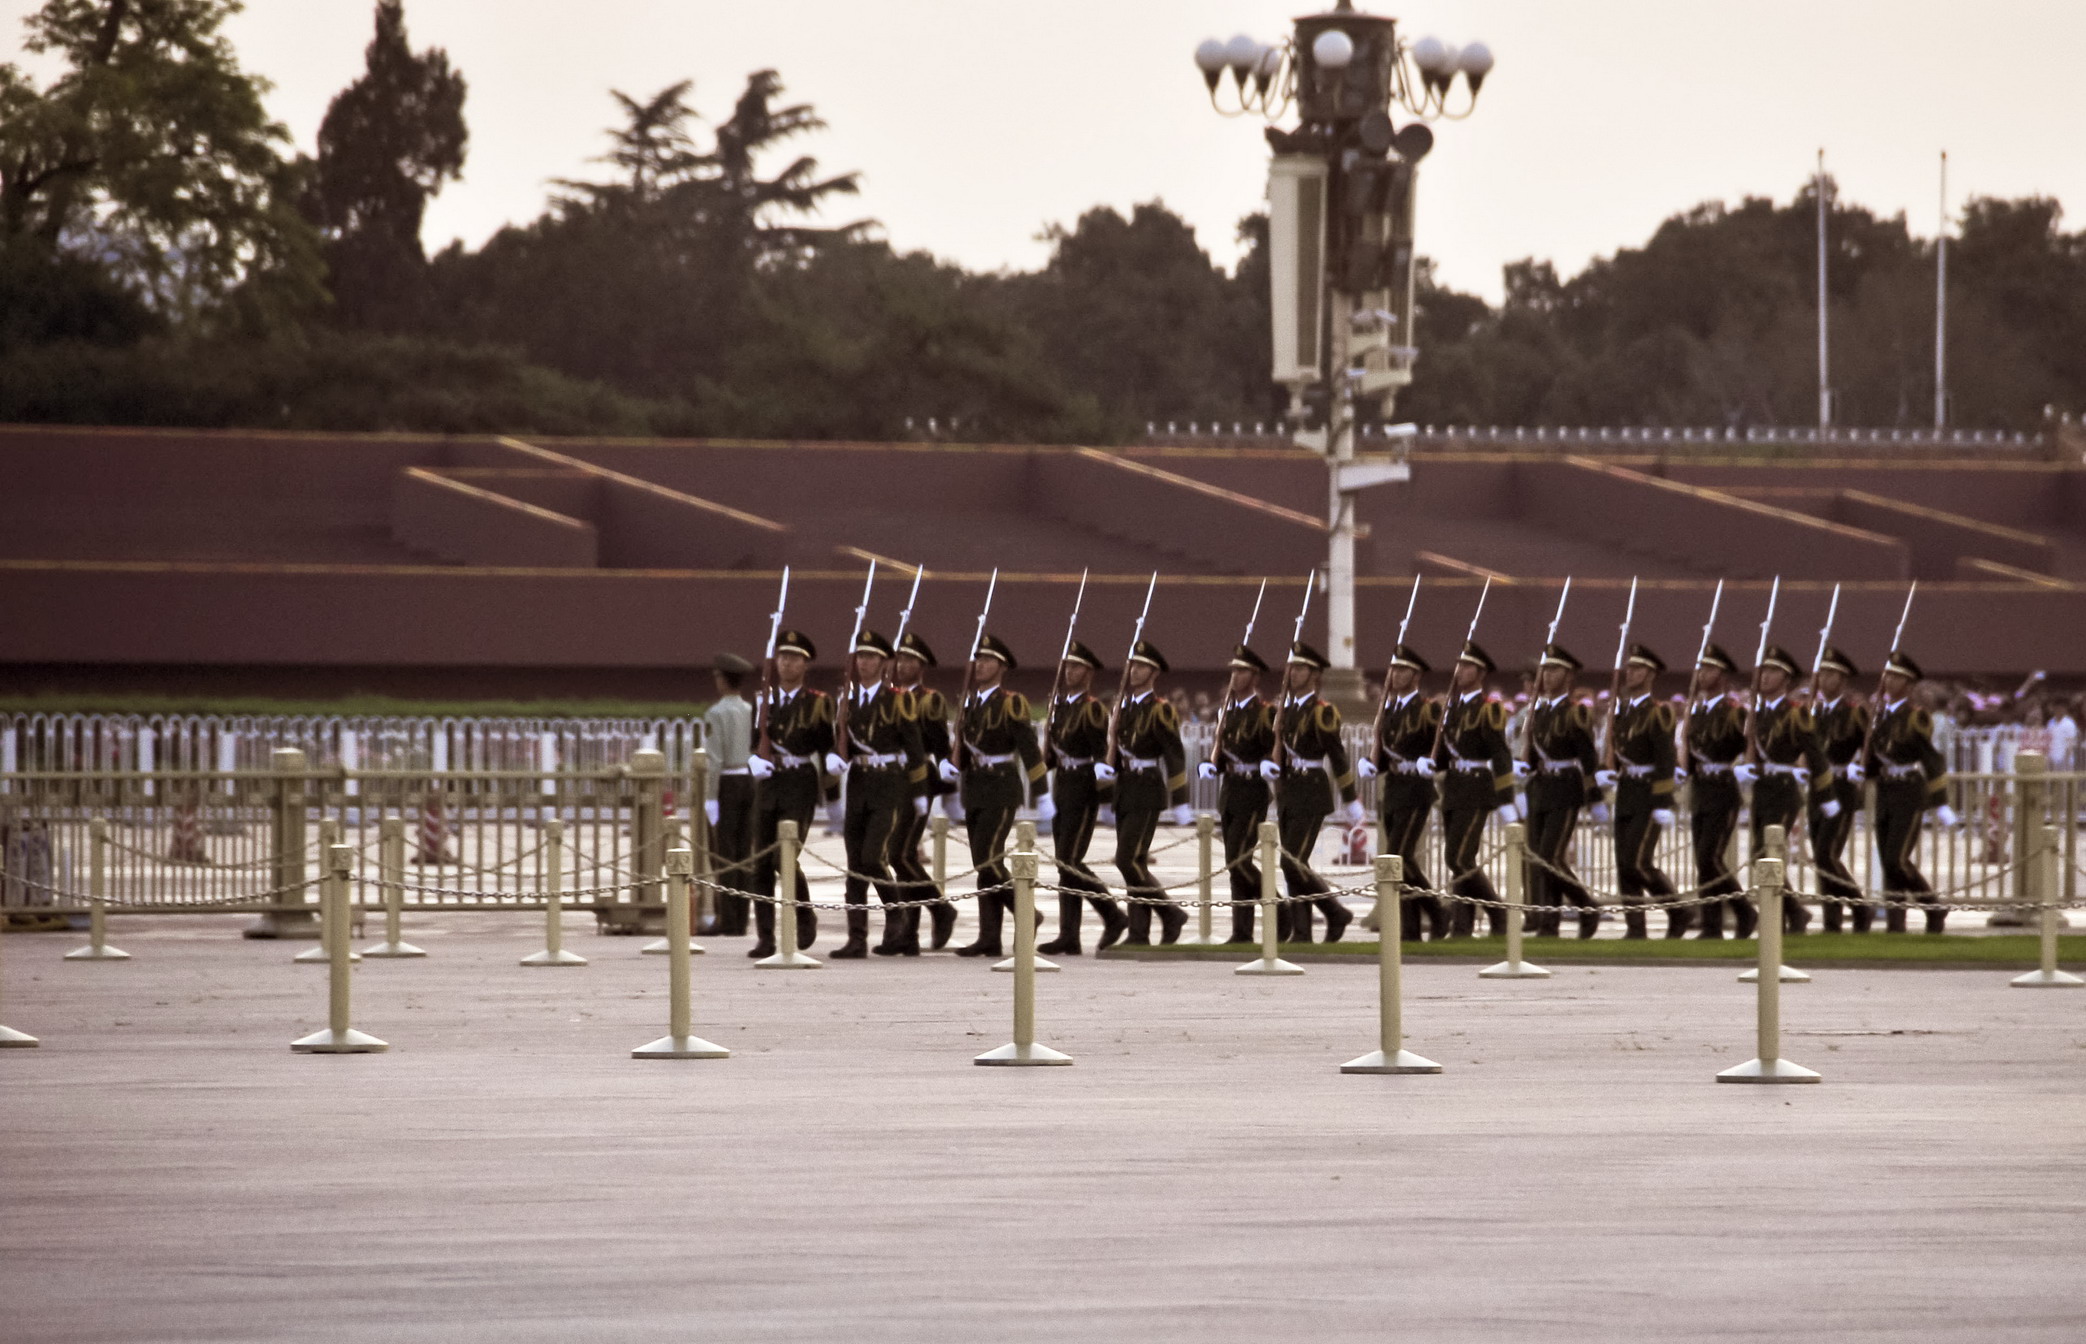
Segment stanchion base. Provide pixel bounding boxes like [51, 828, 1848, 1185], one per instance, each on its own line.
[974, 1041, 1074, 1066]
[293, 946, 360, 964]
[991, 955, 1060, 973]
[632, 1034, 731, 1059]
[520, 948, 589, 967]
[291, 1028, 388, 1054]
[1738, 965, 1810, 983]
[63, 944, 131, 961]
[1716, 1057, 1820, 1083]
[360, 941, 427, 959]
[1234, 957, 1305, 976]
[2010, 968, 2085, 988]
[1172, 932, 1218, 946]
[1478, 960, 1550, 979]
[1341, 1048, 1443, 1075]
[0, 1024, 39, 1048]
[755, 950, 823, 969]
[640, 938, 705, 955]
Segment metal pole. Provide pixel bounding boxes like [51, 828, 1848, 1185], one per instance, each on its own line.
[1817, 149, 1832, 431]
[1237, 820, 1302, 975]
[1739, 824, 1810, 984]
[1935, 150, 1949, 430]
[2012, 823, 2083, 987]
[757, 820, 822, 969]
[1344, 854, 1441, 1073]
[993, 821, 1058, 972]
[296, 820, 353, 964]
[690, 747, 715, 931]
[292, 844, 386, 1053]
[66, 815, 129, 960]
[1718, 856, 1817, 1082]
[362, 816, 424, 958]
[523, 819, 586, 966]
[1188, 811, 1216, 945]
[633, 846, 730, 1058]
[1481, 823, 1549, 978]
[976, 826, 1072, 1065]
[252, 747, 317, 939]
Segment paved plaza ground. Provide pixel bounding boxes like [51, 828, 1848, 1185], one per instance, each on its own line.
[2, 911, 2082, 1343]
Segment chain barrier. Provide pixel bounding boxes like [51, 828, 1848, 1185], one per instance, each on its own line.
[1, 870, 328, 910]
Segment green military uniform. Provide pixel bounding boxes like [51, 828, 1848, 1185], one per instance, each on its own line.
[1747, 645, 1830, 934]
[954, 634, 1046, 958]
[1039, 640, 1126, 955]
[1111, 639, 1190, 945]
[1368, 644, 1448, 941]
[749, 630, 831, 957]
[1865, 651, 1950, 933]
[1606, 644, 1682, 939]
[1522, 643, 1604, 940]
[1808, 646, 1871, 932]
[831, 631, 928, 958]
[1685, 644, 1753, 939]
[889, 632, 957, 951]
[1211, 645, 1278, 944]
[1434, 642, 1514, 938]
[1276, 641, 1357, 943]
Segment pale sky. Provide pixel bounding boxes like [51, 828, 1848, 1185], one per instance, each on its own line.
[6, 1, 2082, 302]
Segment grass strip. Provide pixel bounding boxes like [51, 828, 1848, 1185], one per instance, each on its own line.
[1100, 932, 2084, 968]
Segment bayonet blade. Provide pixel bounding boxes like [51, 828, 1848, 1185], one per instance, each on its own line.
[1754, 576, 1781, 666]
[1812, 583, 1841, 675]
[1467, 576, 1492, 641]
[1546, 576, 1573, 646]
[1396, 574, 1421, 649]
[1613, 576, 1638, 668]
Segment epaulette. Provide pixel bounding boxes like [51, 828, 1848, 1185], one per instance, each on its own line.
[1653, 703, 1676, 731]
[895, 690, 918, 722]
[1155, 700, 1180, 731]
[808, 696, 834, 725]
[1569, 703, 1591, 728]
[920, 689, 946, 717]
[1080, 699, 1107, 727]
[1006, 692, 1031, 719]
[1313, 702, 1341, 732]
[1910, 707, 1932, 735]
[1484, 701, 1508, 729]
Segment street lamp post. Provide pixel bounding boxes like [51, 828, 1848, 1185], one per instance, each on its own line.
[1197, 2, 1491, 707]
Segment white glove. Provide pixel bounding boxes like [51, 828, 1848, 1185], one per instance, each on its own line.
[1514, 795, 1529, 820]
[1343, 799, 1366, 826]
[1820, 798, 1841, 819]
[1595, 769, 1619, 790]
[747, 755, 775, 780]
[1936, 804, 1961, 828]
[1494, 803, 1519, 826]
[1794, 766, 1812, 787]
[1845, 762, 1866, 784]
[1356, 758, 1379, 780]
[938, 758, 961, 784]
[1413, 757, 1437, 778]
[1169, 804, 1195, 827]
[1258, 760, 1281, 782]
[1036, 794, 1057, 822]
[1652, 808, 1677, 828]
[704, 799, 720, 827]
[1511, 760, 1532, 779]
[1590, 802, 1612, 825]
[823, 801, 844, 832]
[1094, 762, 1117, 782]
[822, 752, 846, 777]
[913, 796, 929, 817]
[1734, 763, 1759, 785]
[1197, 761, 1218, 781]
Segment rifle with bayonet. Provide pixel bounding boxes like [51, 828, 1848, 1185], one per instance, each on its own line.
[1859, 581, 1919, 764]
[1810, 583, 1842, 696]
[1041, 569, 1089, 766]
[951, 568, 999, 771]
[833, 559, 879, 766]
[1602, 577, 1639, 772]
[1105, 571, 1160, 771]
[754, 566, 791, 761]
[1270, 571, 1317, 770]
[1370, 575, 1422, 758]
[1742, 577, 1782, 764]
[1677, 579, 1725, 774]
[1208, 577, 1268, 771]
[1427, 576, 1492, 764]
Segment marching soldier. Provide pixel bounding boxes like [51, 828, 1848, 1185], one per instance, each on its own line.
[1521, 644, 1604, 939]
[702, 652, 757, 937]
[1357, 645, 1450, 941]
[1808, 647, 1872, 932]
[1038, 640, 1128, 955]
[1748, 644, 1831, 933]
[1434, 642, 1516, 938]
[886, 632, 957, 952]
[1864, 650, 1956, 933]
[1275, 642, 1362, 942]
[1196, 644, 1279, 945]
[1685, 645, 1754, 939]
[1595, 644, 1682, 939]
[823, 630, 926, 959]
[1106, 640, 1192, 945]
[747, 629, 829, 959]
[944, 634, 1046, 958]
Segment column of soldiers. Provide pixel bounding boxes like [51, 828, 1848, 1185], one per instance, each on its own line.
[710, 601, 1956, 956]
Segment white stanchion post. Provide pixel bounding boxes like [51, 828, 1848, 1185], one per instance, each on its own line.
[932, 814, 949, 891]
[0, 892, 38, 1047]
[65, 816, 130, 961]
[292, 844, 387, 1054]
[522, 819, 586, 966]
[1718, 856, 1819, 1083]
[2012, 824, 2082, 988]
[1480, 823, 1550, 979]
[1343, 855, 1441, 1074]
[976, 828, 1072, 1065]
[643, 820, 704, 955]
[1176, 811, 1216, 945]
[757, 820, 822, 968]
[1739, 823, 1808, 984]
[995, 821, 1058, 972]
[1237, 820, 1302, 975]
[296, 821, 358, 965]
[362, 817, 425, 958]
[633, 847, 730, 1058]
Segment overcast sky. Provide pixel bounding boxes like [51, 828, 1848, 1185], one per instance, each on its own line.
[7, 1, 2082, 301]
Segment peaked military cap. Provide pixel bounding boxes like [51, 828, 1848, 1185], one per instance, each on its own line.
[1815, 645, 1859, 678]
[1697, 643, 1739, 675]
[1759, 644, 1802, 678]
[1287, 640, 1331, 671]
[852, 629, 894, 658]
[1883, 649, 1924, 681]
[1128, 639, 1170, 673]
[1061, 639, 1103, 672]
[1389, 643, 1430, 674]
[894, 631, 937, 667]
[775, 629, 817, 660]
[1625, 642, 1666, 673]
[1456, 640, 1497, 674]
[974, 632, 1017, 668]
[714, 651, 753, 676]
[1538, 643, 1583, 671]
[1227, 644, 1269, 672]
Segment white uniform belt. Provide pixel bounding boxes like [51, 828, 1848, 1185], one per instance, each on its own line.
[1623, 763, 1655, 778]
[1883, 761, 1922, 780]
[1451, 756, 1491, 774]
[1287, 755, 1326, 770]
[1535, 754, 1582, 774]
[1124, 753, 1163, 772]
[720, 766, 751, 776]
[1228, 763, 1263, 777]
[851, 751, 905, 769]
[775, 752, 814, 769]
[1694, 761, 1732, 775]
[1762, 762, 1803, 776]
[971, 751, 1016, 767]
[1056, 754, 1093, 769]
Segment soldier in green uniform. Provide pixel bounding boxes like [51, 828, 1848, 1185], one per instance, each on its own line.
[1434, 642, 1517, 938]
[1105, 639, 1192, 945]
[1196, 643, 1278, 945]
[747, 629, 830, 959]
[1807, 647, 1872, 932]
[824, 630, 927, 959]
[886, 632, 957, 952]
[703, 652, 757, 937]
[1685, 644, 1755, 939]
[1594, 644, 1682, 939]
[1274, 642, 1363, 942]
[1864, 650, 1957, 933]
[1520, 644, 1605, 939]
[1746, 644, 1832, 933]
[1357, 645, 1449, 941]
[1039, 640, 1128, 955]
[946, 633, 1046, 958]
